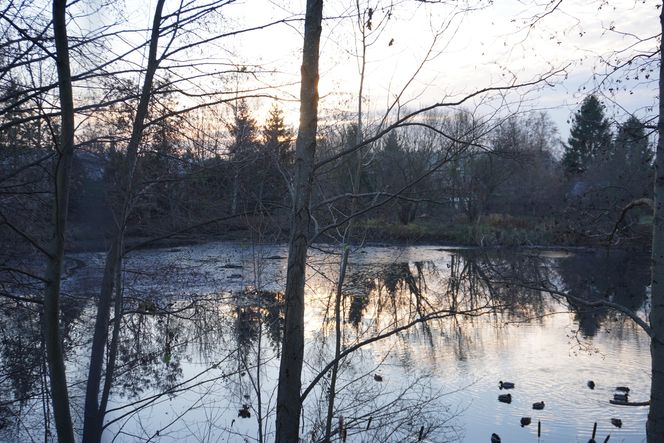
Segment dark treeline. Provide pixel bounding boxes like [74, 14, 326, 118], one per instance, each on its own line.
[1, 90, 653, 252]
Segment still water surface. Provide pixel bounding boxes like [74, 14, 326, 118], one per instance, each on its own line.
[0, 243, 652, 442]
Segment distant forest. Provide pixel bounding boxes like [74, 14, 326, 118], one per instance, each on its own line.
[1, 90, 653, 251]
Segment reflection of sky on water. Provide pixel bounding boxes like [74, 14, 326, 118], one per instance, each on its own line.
[0, 243, 651, 442]
[308, 245, 650, 442]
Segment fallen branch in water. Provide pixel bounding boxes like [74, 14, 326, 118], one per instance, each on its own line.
[610, 399, 650, 406]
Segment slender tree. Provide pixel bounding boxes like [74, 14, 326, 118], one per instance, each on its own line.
[82, 2, 166, 442]
[275, 1, 324, 441]
[43, 0, 76, 441]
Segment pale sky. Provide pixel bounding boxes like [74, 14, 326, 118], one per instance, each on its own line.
[220, 0, 659, 141]
[69, 0, 660, 144]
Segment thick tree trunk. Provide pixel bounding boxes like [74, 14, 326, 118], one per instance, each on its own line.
[647, 5, 664, 442]
[275, 1, 323, 441]
[43, 1, 76, 441]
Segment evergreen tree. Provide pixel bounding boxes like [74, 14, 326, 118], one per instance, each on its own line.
[258, 103, 293, 211]
[562, 94, 612, 174]
[227, 99, 259, 213]
[612, 115, 652, 198]
[614, 116, 651, 169]
[262, 103, 293, 166]
[228, 99, 259, 161]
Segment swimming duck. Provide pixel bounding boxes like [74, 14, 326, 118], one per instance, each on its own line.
[587, 380, 595, 389]
[491, 433, 501, 443]
[373, 374, 383, 382]
[532, 401, 545, 410]
[498, 393, 512, 404]
[499, 381, 515, 390]
[611, 418, 623, 428]
[520, 417, 532, 427]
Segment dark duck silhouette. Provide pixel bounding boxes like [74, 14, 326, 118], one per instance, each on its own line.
[532, 401, 545, 410]
[499, 381, 515, 390]
[498, 393, 512, 404]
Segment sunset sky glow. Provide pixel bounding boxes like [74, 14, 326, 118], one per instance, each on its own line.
[221, 0, 660, 140]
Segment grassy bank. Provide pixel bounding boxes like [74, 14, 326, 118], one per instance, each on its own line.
[359, 213, 647, 247]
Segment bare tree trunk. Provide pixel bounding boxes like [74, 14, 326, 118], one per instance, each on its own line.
[275, 1, 323, 441]
[82, 242, 119, 443]
[323, 6, 366, 438]
[323, 246, 349, 443]
[43, 1, 76, 441]
[232, 170, 239, 214]
[256, 322, 264, 443]
[647, 5, 664, 442]
[82, 2, 165, 442]
[99, 253, 124, 420]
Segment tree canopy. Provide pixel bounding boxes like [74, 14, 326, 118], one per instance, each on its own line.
[562, 94, 613, 175]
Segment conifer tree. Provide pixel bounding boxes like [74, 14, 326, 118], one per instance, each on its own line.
[614, 116, 651, 169]
[613, 115, 652, 198]
[262, 103, 292, 166]
[228, 99, 259, 160]
[227, 99, 259, 213]
[562, 94, 612, 174]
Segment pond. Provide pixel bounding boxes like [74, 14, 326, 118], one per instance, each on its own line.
[0, 243, 652, 442]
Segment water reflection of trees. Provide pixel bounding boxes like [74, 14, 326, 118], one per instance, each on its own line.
[110, 289, 285, 403]
[114, 312, 184, 399]
[0, 305, 42, 409]
[305, 248, 651, 442]
[340, 251, 552, 333]
[0, 293, 90, 441]
[0, 247, 651, 441]
[319, 250, 637, 371]
[555, 251, 649, 337]
[307, 251, 556, 442]
[230, 290, 285, 443]
[0, 285, 288, 440]
[233, 290, 284, 351]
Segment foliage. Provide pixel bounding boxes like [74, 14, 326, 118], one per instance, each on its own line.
[562, 94, 612, 175]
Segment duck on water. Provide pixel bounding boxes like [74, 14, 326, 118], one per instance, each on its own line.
[532, 401, 545, 410]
